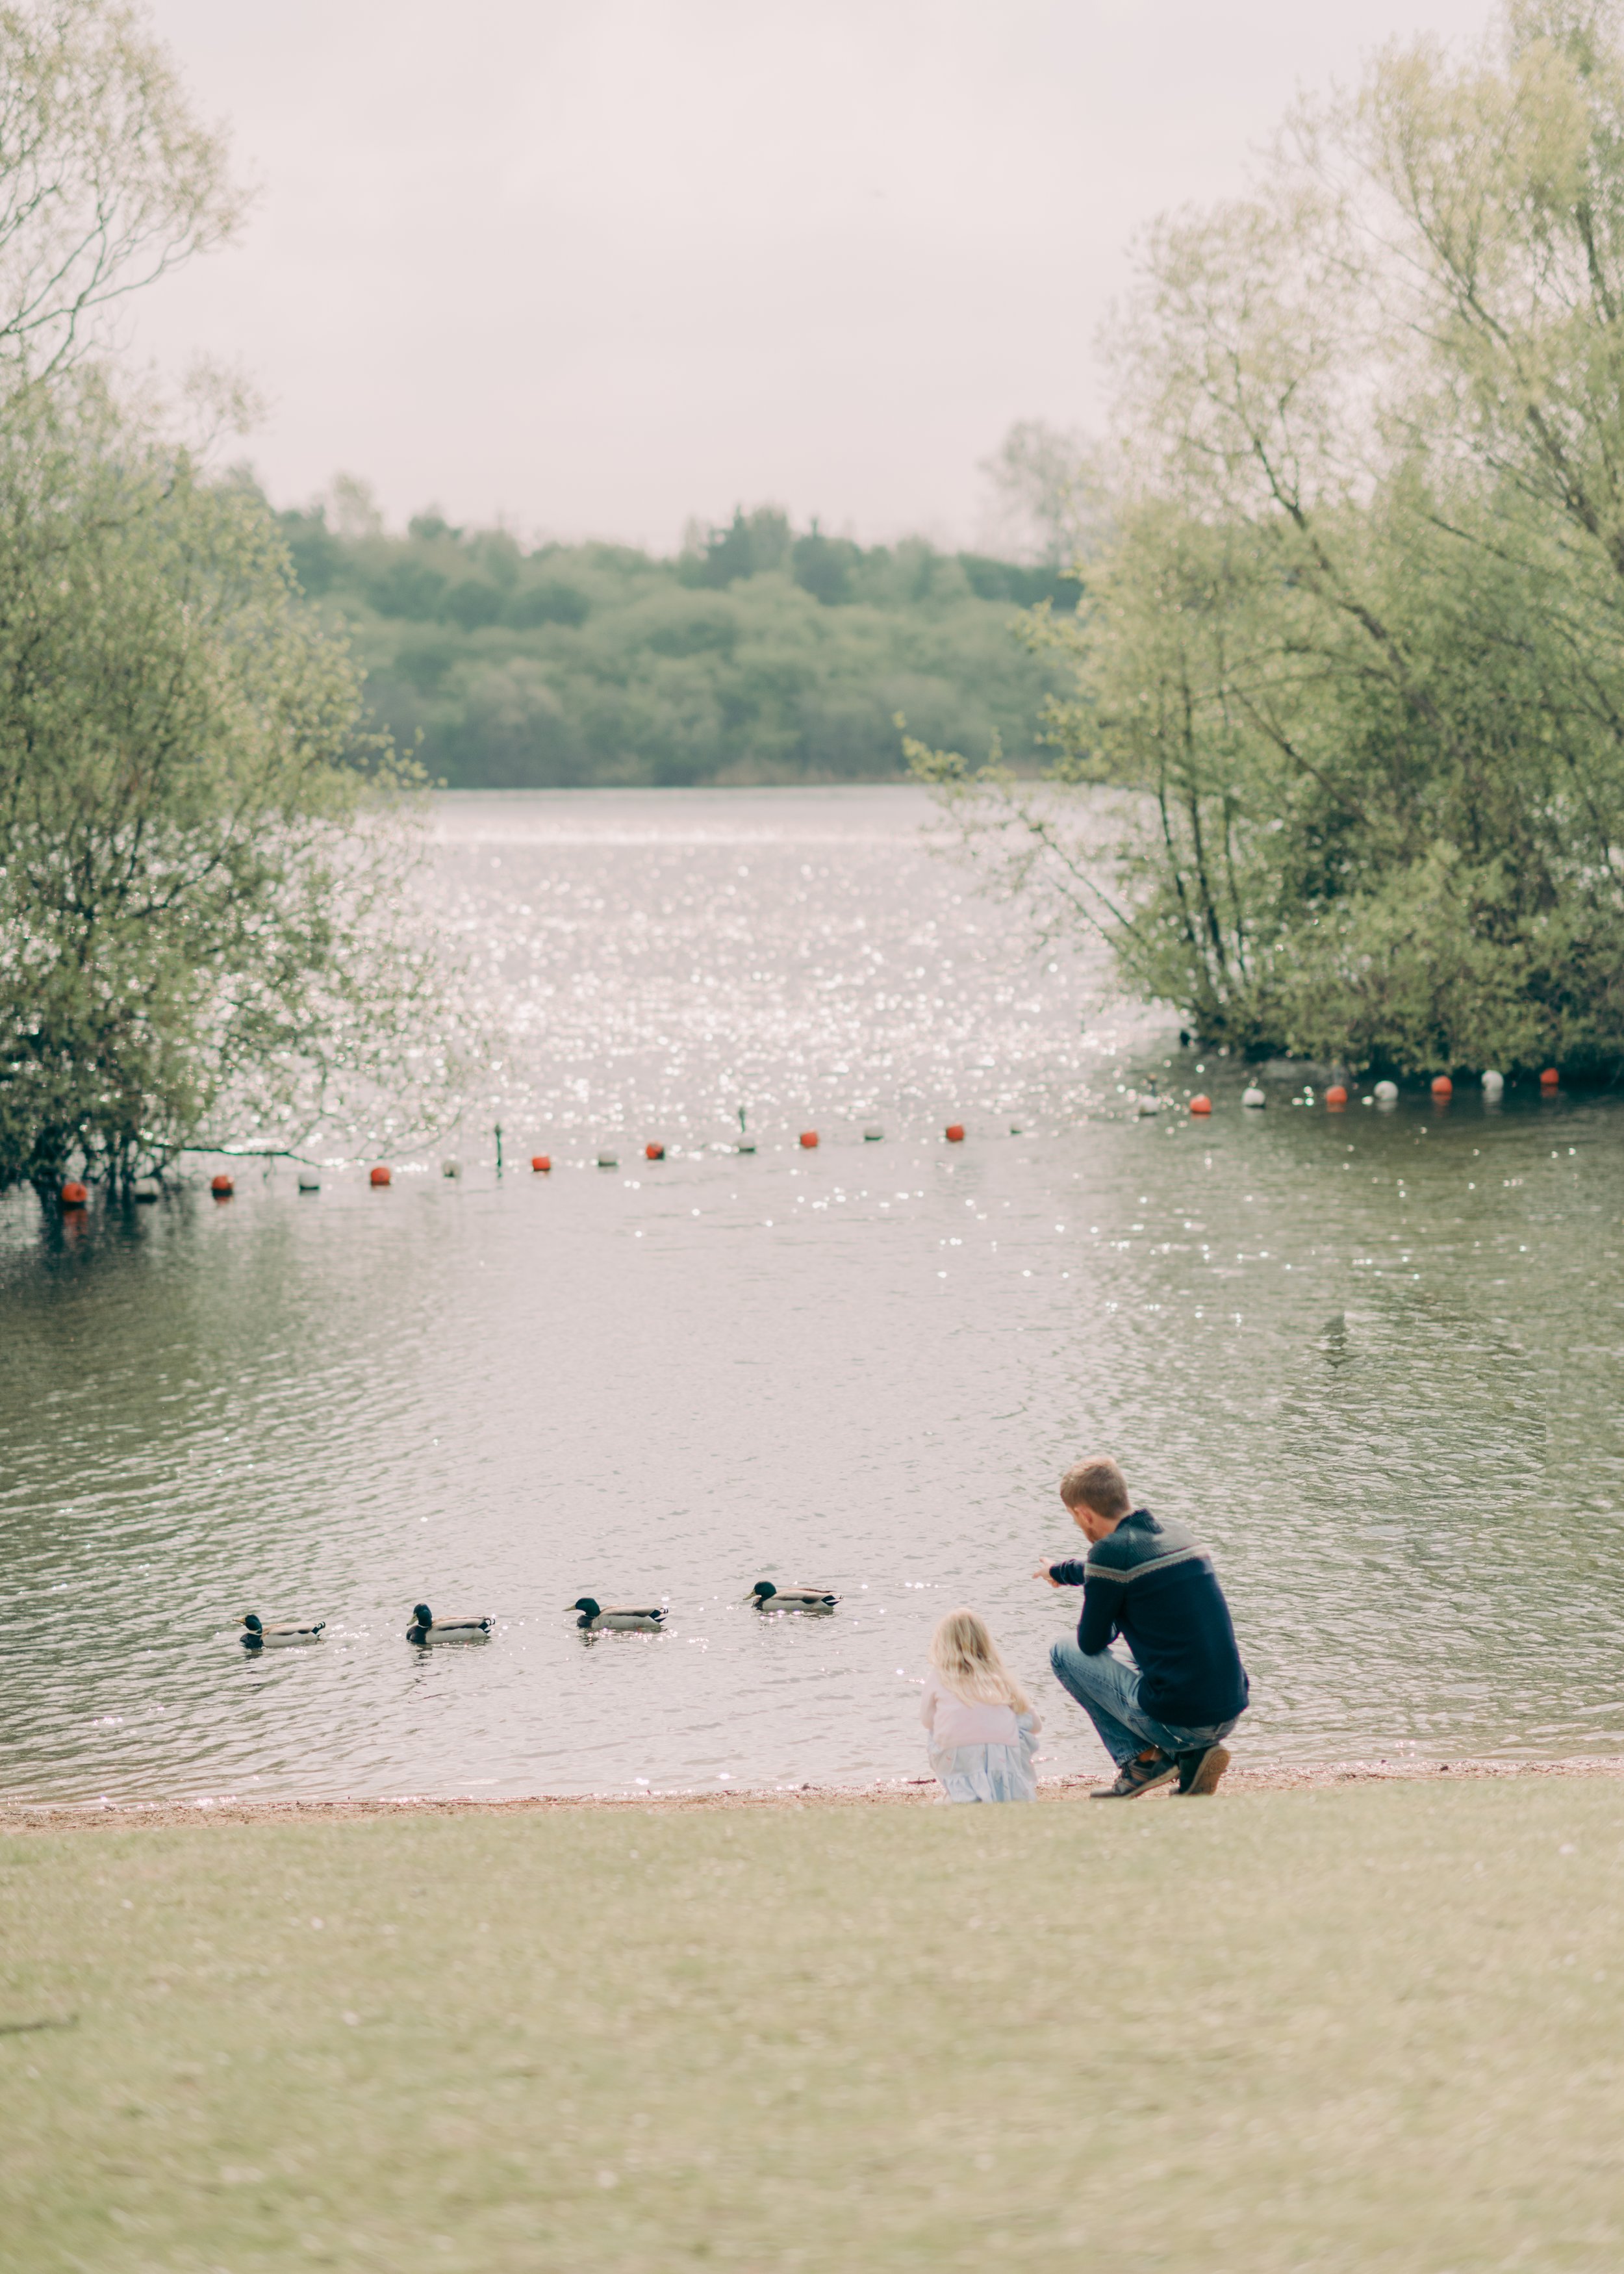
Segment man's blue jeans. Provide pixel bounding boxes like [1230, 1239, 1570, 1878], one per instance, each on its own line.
[1049, 1637, 1239, 1767]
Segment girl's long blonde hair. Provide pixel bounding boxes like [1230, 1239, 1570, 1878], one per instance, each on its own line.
[928, 1607, 1032, 1714]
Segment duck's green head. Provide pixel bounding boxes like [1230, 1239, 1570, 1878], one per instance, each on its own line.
[570, 1598, 600, 1623]
[242, 1613, 262, 1633]
[750, 1581, 777, 1602]
[412, 1603, 433, 1629]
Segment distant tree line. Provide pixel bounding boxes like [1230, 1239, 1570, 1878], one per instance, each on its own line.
[274, 496, 1078, 789]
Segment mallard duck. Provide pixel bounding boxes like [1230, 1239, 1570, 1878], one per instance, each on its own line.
[747, 1580, 839, 1611]
[405, 1603, 492, 1644]
[240, 1613, 325, 1648]
[568, 1598, 666, 1632]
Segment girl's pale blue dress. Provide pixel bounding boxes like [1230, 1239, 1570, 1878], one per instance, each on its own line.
[929, 1714, 1040, 1802]
[920, 1674, 1039, 1802]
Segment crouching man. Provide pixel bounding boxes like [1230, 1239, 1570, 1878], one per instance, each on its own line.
[1037, 1456, 1248, 1798]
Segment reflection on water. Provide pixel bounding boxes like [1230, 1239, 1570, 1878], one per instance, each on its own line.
[3, 787, 1623, 1803]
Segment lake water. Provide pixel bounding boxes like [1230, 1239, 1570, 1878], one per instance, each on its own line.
[3, 786, 1623, 1806]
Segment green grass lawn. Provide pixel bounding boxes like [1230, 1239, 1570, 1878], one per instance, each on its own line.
[3, 1782, 1623, 2271]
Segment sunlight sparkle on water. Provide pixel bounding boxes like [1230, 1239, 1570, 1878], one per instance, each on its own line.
[3, 789, 1621, 1802]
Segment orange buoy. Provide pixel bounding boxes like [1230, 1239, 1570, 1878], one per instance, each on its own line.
[800, 1131, 819, 1149]
[645, 1142, 665, 1161]
[1189, 1095, 1213, 1116]
[210, 1172, 234, 1197]
[1325, 1085, 1348, 1108]
[1431, 1075, 1453, 1099]
[531, 1154, 551, 1173]
[1540, 1066, 1560, 1089]
[945, 1123, 965, 1143]
[370, 1164, 391, 1186]
[59, 1181, 88, 1208]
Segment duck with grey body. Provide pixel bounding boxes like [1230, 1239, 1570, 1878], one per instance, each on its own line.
[568, 1598, 666, 1631]
[240, 1613, 324, 1649]
[748, 1581, 839, 1612]
[406, 1603, 492, 1644]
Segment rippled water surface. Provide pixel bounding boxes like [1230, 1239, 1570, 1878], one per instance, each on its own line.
[4, 786, 1623, 1804]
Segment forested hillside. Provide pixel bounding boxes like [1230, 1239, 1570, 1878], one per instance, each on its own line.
[275, 502, 1076, 787]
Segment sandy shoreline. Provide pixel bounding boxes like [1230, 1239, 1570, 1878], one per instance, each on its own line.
[5, 1754, 1624, 1833]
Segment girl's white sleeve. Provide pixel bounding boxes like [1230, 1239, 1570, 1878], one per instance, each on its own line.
[919, 1676, 938, 1733]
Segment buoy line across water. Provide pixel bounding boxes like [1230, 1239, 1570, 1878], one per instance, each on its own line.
[53, 1064, 1564, 1228]
[56, 1068, 1577, 1214]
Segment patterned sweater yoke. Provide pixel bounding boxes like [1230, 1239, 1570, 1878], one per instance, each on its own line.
[1050, 1505, 1249, 1730]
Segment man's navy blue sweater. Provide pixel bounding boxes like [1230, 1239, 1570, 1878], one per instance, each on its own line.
[1052, 1506, 1248, 1729]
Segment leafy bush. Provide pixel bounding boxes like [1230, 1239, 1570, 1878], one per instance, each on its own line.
[919, 1, 1624, 1079]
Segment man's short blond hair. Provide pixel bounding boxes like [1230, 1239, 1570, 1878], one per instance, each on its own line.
[1060, 1456, 1132, 1519]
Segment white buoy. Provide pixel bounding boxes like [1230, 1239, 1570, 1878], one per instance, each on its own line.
[441, 1158, 461, 1178]
[1241, 1086, 1265, 1109]
[1136, 1094, 1162, 1117]
[133, 1177, 161, 1202]
[297, 1169, 320, 1192]
[863, 1126, 884, 1142]
[1374, 1080, 1399, 1105]
[1482, 1069, 1504, 1097]
[596, 1152, 618, 1169]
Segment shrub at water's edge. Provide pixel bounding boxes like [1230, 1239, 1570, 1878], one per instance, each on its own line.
[0, 383, 465, 1194]
[920, 1, 1624, 1080]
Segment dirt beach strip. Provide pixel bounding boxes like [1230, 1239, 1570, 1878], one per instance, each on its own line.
[6, 1752, 1623, 1833]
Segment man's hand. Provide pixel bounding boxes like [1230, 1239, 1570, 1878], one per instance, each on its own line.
[1033, 1561, 1062, 1588]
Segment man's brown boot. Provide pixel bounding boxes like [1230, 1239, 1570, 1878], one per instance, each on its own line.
[1177, 1743, 1232, 1796]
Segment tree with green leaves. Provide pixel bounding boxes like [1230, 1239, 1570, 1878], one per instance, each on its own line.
[0, 0, 242, 381]
[0, 383, 458, 1192]
[921, 0, 1624, 1076]
[0, 3, 460, 1191]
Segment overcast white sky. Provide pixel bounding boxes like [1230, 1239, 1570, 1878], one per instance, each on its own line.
[136, 0, 1497, 552]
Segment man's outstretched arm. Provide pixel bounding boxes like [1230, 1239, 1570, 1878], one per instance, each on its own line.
[1037, 1557, 1121, 1654]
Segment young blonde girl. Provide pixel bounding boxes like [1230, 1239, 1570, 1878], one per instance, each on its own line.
[920, 1608, 1041, 1802]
